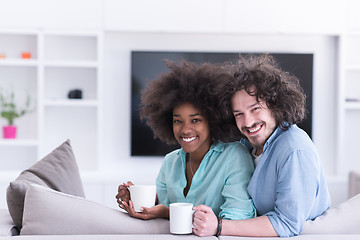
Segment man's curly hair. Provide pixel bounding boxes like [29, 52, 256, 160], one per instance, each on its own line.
[220, 54, 306, 131]
[139, 60, 241, 145]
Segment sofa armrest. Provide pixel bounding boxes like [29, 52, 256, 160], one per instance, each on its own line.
[0, 209, 19, 236]
[349, 171, 360, 199]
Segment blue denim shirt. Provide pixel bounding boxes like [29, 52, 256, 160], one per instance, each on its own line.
[156, 142, 256, 220]
[244, 125, 331, 237]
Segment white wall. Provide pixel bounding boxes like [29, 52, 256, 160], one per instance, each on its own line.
[0, 0, 103, 30]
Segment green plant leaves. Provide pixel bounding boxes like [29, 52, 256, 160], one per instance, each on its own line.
[0, 89, 33, 126]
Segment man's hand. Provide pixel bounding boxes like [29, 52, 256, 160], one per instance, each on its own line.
[192, 205, 218, 236]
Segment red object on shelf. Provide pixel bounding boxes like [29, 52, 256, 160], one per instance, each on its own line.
[21, 52, 31, 59]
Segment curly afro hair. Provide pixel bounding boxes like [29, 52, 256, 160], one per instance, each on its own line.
[219, 54, 306, 131]
[139, 60, 242, 145]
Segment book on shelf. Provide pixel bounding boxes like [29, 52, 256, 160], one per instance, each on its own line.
[346, 98, 360, 102]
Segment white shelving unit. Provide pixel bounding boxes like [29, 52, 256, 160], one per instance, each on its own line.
[0, 29, 102, 171]
[341, 33, 360, 177]
[336, 1, 360, 177]
[0, 30, 39, 171]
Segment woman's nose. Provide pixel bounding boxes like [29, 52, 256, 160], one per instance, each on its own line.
[181, 122, 193, 133]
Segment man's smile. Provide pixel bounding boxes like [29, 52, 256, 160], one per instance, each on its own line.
[248, 125, 262, 133]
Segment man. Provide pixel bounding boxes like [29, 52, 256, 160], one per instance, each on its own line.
[192, 54, 331, 237]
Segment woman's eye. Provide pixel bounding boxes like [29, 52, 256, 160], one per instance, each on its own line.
[173, 119, 181, 124]
[192, 118, 201, 123]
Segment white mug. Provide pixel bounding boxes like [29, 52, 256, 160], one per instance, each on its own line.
[170, 203, 194, 234]
[128, 185, 156, 212]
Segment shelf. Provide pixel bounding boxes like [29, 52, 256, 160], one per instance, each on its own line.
[44, 60, 98, 68]
[0, 139, 38, 147]
[0, 59, 38, 67]
[44, 99, 99, 107]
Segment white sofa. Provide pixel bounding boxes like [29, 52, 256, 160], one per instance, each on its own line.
[1, 205, 360, 239]
[2, 140, 360, 239]
[2, 205, 360, 240]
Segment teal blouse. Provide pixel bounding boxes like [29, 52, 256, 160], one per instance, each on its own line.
[156, 141, 256, 220]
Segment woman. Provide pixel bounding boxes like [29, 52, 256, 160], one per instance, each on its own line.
[116, 60, 256, 223]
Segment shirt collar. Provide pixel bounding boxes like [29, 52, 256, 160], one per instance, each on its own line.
[262, 127, 283, 152]
[177, 141, 225, 158]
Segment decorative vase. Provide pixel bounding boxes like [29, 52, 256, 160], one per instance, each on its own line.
[3, 125, 17, 139]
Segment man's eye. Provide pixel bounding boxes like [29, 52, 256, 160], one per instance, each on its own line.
[234, 113, 243, 117]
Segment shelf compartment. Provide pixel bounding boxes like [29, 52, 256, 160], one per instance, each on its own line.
[0, 65, 38, 140]
[0, 110, 39, 139]
[44, 67, 97, 101]
[345, 101, 360, 110]
[343, 112, 360, 173]
[44, 35, 97, 61]
[0, 33, 37, 60]
[0, 66, 37, 87]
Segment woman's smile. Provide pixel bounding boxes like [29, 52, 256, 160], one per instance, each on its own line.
[182, 136, 197, 143]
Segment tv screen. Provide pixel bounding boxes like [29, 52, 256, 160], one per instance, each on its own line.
[131, 51, 313, 156]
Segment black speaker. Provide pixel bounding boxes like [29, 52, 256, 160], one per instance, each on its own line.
[68, 89, 82, 99]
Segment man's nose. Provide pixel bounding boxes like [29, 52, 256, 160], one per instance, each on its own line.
[243, 114, 254, 128]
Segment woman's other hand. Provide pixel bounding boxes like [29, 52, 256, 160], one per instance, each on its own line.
[115, 181, 134, 208]
[192, 204, 218, 236]
[121, 201, 169, 220]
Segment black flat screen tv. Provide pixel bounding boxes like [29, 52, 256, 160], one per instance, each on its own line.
[131, 51, 313, 156]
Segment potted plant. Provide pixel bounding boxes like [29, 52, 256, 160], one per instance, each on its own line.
[0, 89, 33, 139]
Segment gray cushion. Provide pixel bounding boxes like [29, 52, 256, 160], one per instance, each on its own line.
[302, 193, 360, 234]
[349, 171, 360, 198]
[21, 184, 170, 235]
[6, 139, 85, 229]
